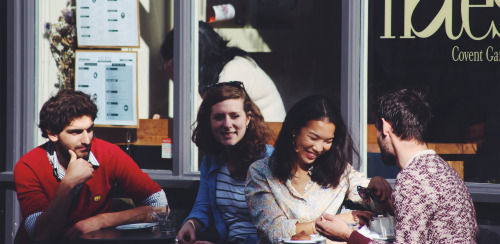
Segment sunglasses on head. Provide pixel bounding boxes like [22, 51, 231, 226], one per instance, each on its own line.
[204, 81, 245, 91]
[357, 186, 381, 202]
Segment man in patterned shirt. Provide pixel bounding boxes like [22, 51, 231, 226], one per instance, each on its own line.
[315, 88, 479, 243]
[14, 89, 168, 243]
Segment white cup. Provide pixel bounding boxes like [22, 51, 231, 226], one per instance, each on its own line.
[370, 215, 394, 238]
[379, 217, 394, 238]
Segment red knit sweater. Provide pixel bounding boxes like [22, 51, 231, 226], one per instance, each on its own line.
[14, 138, 162, 241]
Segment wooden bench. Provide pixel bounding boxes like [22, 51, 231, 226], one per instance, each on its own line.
[266, 123, 476, 179]
[97, 121, 474, 178]
[367, 124, 476, 178]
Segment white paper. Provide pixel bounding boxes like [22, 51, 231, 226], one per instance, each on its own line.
[76, 0, 139, 47]
[75, 51, 137, 126]
[358, 225, 395, 241]
[161, 138, 172, 159]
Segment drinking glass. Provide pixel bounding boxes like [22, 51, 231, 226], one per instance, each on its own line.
[155, 212, 169, 234]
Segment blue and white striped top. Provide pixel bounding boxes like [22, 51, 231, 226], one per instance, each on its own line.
[215, 165, 257, 242]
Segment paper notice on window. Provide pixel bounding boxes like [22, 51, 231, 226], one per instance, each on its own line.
[162, 138, 172, 159]
[76, 0, 139, 47]
[75, 50, 138, 126]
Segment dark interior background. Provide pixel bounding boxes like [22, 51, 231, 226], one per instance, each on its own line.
[250, 0, 342, 111]
[368, 1, 500, 143]
[367, 0, 500, 183]
[366, 0, 500, 236]
[149, 0, 343, 117]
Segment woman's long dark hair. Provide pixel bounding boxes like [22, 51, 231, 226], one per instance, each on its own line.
[161, 21, 248, 95]
[192, 83, 272, 179]
[270, 95, 358, 188]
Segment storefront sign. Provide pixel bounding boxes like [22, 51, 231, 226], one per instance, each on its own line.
[367, 0, 500, 181]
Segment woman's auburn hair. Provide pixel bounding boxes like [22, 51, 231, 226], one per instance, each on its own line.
[270, 95, 358, 188]
[191, 84, 273, 178]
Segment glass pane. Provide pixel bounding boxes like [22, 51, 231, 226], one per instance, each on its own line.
[203, 0, 342, 117]
[38, 0, 343, 172]
[39, 0, 177, 170]
[366, 1, 500, 184]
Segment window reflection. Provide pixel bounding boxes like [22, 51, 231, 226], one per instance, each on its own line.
[207, 0, 342, 112]
[366, 0, 500, 183]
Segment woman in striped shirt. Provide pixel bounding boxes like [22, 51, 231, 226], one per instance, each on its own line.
[176, 81, 274, 244]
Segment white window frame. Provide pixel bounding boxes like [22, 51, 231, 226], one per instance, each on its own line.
[4, 1, 37, 243]
[143, 0, 202, 186]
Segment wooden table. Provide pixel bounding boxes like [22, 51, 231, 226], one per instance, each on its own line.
[79, 225, 176, 243]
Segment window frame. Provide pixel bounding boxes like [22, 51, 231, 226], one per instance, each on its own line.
[143, 0, 201, 183]
[3, 0, 37, 243]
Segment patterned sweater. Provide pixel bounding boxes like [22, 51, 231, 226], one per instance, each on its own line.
[349, 150, 479, 244]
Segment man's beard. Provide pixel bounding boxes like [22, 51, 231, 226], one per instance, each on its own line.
[377, 136, 398, 166]
[58, 142, 91, 162]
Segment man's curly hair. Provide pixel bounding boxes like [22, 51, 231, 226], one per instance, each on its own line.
[39, 89, 97, 138]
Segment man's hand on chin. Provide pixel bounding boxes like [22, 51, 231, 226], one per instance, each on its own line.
[63, 150, 94, 188]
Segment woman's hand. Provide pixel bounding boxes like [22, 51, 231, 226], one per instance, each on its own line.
[176, 220, 197, 244]
[315, 213, 354, 241]
[367, 176, 392, 202]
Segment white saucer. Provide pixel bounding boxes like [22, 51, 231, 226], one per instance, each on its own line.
[281, 234, 326, 243]
[115, 223, 157, 230]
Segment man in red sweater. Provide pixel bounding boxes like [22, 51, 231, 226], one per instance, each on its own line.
[14, 89, 168, 243]
[315, 89, 478, 243]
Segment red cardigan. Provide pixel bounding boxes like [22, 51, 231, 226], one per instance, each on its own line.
[14, 138, 162, 241]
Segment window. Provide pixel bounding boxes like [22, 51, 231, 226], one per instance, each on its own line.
[356, 0, 500, 203]
[34, 0, 345, 178]
[5, 0, 343, 243]
[207, 0, 343, 113]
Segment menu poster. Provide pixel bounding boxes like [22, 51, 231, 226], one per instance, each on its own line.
[75, 51, 138, 127]
[76, 0, 139, 47]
